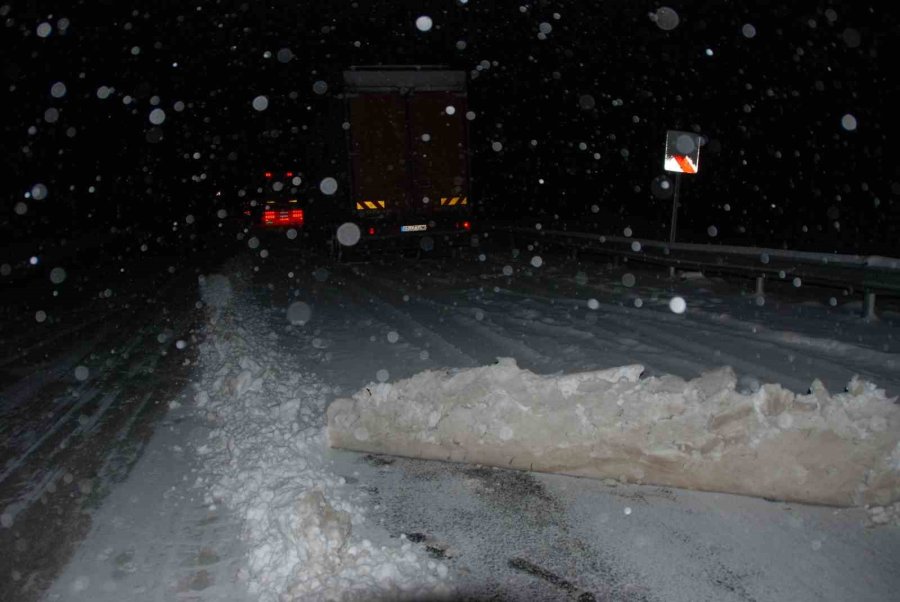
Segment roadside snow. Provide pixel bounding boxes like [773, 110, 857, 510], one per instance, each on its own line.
[194, 267, 451, 601]
[328, 358, 900, 509]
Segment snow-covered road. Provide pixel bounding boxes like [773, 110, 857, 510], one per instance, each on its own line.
[0, 253, 211, 602]
[25, 241, 900, 601]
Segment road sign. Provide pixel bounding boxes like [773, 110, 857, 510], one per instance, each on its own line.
[662, 130, 703, 248]
[664, 130, 702, 174]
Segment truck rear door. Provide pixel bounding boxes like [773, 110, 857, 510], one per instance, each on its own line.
[408, 91, 470, 214]
[347, 94, 408, 215]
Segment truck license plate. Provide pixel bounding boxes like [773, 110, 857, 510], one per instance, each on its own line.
[401, 224, 427, 232]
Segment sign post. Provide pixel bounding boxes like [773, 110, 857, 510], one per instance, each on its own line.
[669, 172, 682, 243]
[663, 130, 702, 244]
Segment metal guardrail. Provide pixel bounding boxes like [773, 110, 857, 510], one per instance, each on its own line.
[500, 225, 900, 318]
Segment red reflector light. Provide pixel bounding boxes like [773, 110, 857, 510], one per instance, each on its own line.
[462, 221, 471, 230]
[368, 227, 376, 235]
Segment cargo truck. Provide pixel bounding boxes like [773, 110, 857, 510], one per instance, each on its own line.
[339, 67, 473, 255]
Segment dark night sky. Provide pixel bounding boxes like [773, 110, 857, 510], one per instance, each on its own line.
[2, 0, 898, 254]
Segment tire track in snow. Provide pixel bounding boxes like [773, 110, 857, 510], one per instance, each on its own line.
[285, 276, 465, 388]
[413, 290, 712, 380]
[362, 261, 895, 393]
[449, 313, 551, 367]
[496, 282, 898, 394]
[603, 302, 894, 394]
[335, 269, 478, 369]
[0, 389, 108, 488]
[1, 309, 189, 497]
[0, 312, 110, 370]
[0, 331, 111, 420]
[347, 265, 576, 369]
[646, 294, 900, 384]
[354, 265, 707, 379]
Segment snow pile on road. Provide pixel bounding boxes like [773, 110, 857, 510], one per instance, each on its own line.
[193, 269, 451, 601]
[868, 500, 900, 527]
[328, 358, 900, 508]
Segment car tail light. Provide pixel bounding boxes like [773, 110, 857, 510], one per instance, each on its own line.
[462, 220, 472, 230]
[264, 171, 272, 178]
[286, 171, 293, 177]
[262, 209, 304, 226]
[368, 227, 376, 235]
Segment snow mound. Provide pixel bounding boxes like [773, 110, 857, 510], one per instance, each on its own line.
[328, 358, 900, 508]
[867, 501, 900, 527]
[194, 260, 451, 601]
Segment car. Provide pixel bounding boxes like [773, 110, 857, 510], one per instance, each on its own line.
[244, 169, 307, 232]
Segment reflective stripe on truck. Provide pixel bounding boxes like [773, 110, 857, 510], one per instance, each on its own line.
[355, 200, 387, 211]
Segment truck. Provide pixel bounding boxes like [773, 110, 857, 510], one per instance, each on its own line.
[339, 67, 473, 256]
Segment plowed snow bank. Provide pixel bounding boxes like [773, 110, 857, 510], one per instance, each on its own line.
[328, 358, 900, 508]
[195, 270, 451, 601]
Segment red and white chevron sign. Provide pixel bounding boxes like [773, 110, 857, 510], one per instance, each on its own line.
[664, 130, 702, 174]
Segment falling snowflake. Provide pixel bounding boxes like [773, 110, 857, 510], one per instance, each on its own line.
[252, 95, 269, 111]
[669, 296, 687, 314]
[415, 16, 433, 32]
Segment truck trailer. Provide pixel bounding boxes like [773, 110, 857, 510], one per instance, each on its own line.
[339, 67, 473, 255]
